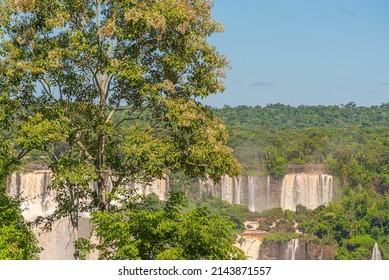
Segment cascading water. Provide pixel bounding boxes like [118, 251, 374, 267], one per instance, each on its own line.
[371, 242, 382, 260]
[285, 239, 299, 260]
[6, 170, 169, 259]
[6, 170, 56, 219]
[247, 176, 256, 212]
[199, 173, 333, 213]
[234, 236, 261, 260]
[221, 176, 234, 203]
[280, 174, 333, 211]
[266, 175, 271, 210]
[198, 175, 275, 213]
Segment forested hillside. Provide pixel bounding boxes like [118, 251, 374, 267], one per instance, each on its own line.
[212, 103, 389, 194]
[208, 103, 389, 259]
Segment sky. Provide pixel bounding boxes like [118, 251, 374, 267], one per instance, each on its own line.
[203, 0, 389, 107]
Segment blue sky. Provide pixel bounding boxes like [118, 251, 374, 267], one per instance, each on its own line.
[203, 0, 389, 107]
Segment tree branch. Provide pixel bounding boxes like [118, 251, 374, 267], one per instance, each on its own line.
[75, 132, 94, 162]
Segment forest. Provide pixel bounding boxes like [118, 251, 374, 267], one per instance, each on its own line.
[207, 103, 389, 259]
[214, 103, 389, 194]
[0, 0, 388, 260]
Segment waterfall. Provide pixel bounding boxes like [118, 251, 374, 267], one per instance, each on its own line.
[285, 239, 299, 260]
[280, 174, 333, 211]
[248, 176, 256, 212]
[6, 170, 168, 259]
[199, 173, 334, 213]
[371, 243, 382, 260]
[130, 176, 169, 201]
[234, 236, 261, 260]
[7, 170, 56, 219]
[234, 177, 242, 205]
[266, 175, 271, 210]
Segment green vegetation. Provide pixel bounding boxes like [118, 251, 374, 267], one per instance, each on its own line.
[299, 187, 389, 259]
[78, 192, 245, 260]
[185, 195, 258, 231]
[214, 105, 389, 193]
[1, 1, 387, 260]
[213, 102, 389, 129]
[0, 192, 40, 259]
[262, 232, 299, 246]
[251, 187, 389, 259]
[0, 0, 241, 259]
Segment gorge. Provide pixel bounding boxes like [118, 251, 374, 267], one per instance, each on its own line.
[6, 167, 334, 260]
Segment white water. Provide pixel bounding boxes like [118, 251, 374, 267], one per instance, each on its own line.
[247, 176, 256, 212]
[6, 171, 56, 219]
[280, 174, 333, 211]
[129, 176, 169, 201]
[6, 170, 168, 259]
[234, 236, 261, 260]
[200, 173, 333, 212]
[285, 239, 299, 260]
[199, 175, 274, 212]
[371, 242, 382, 260]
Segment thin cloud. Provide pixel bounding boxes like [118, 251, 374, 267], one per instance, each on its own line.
[250, 81, 275, 87]
[379, 82, 389, 86]
[339, 7, 357, 16]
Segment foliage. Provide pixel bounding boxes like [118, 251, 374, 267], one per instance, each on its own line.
[185, 195, 258, 231]
[299, 188, 389, 259]
[0, 130, 40, 260]
[222, 111, 389, 193]
[0, 192, 40, 259]
[259, 207, 284, 219]
[262, 232, 299, 246]
[253, 187, 388, 259]
[213, 102, 389, 129]
[335, 235, 376, 260]
[84, 192, 246, 260]
[0, 0, 240, 259]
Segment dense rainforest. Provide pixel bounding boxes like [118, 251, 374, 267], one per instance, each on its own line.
[204, 102, 389, 259]
[212, 102, 389, 194]
[2, 102, 388, 259]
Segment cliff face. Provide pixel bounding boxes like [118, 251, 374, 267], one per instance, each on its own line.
[199, 173, 334, 212]
[258, 238, 336, 260]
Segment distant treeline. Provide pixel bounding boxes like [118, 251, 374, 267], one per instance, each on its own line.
[210, 102, 389, 193]
[212, 102, 389, 128]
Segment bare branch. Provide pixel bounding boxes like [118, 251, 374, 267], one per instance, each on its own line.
[38, 79, 56, 100]
[75, 132, 94, 162]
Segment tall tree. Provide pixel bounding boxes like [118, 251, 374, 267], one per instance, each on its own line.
[0, 0, 240, 258]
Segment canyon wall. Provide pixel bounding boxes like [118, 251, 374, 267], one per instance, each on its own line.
[257, 238, 336, 260]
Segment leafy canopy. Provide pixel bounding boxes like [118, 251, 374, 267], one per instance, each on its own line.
[0, 192, 40, 260]
[83, 192, 245, 260]
[0, 0, 240, 259]
[0, 0, 239, 202]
